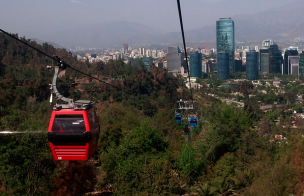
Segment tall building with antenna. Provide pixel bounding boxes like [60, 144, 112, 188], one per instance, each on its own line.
[260, 39, 273, 73]
[259, 40, 283, 73]
[216, 18, 235, 74]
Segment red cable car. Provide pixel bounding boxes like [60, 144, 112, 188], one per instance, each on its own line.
[47, 57, 100, 161]
[48, 100, 100, 161]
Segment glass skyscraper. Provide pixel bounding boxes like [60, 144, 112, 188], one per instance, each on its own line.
[259, 40, 282, 73]
[246, 51, 259, 80]
[260, 49, 269, 73]
[218, 52, 230, 79]
[299, 53, 304, 76]
[269, 44, 283, 73]
[216, 18, 235, 73]
[190, 52, 202, 78]
[235, 60, 243, 72]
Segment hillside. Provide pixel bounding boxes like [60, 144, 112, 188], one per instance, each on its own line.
[2, 32, 304, 195]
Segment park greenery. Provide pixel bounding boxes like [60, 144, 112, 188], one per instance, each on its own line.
[1, 32, 304, 195]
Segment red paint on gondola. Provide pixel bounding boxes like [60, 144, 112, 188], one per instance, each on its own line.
[48, 108, 100, 161]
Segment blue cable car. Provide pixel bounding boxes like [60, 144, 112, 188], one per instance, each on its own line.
[175, 114, 182, 122]
[190, 116, 198, 128]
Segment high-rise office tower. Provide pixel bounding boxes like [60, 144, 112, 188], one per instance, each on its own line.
[167, 46, 182, 71]
[235, 60, 242, 72]
[206, 60, 213, 73]
[216, 18, 235, 73]
[202, 62, 207, 73]
[260, 49, 269, 73]
[246, 51, 259, 80]
[299, 53, 304, 76]
[218, 52, 230, 79]
[284, 50, 298, 74]
[260, 40, 272, 72]
[260, 40, 283, 73]
[269, 44, 283, 73]
[289, 56, 299, 76]
[190, 52, 202, 78]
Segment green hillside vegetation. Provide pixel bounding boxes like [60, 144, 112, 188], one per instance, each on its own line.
[1, 32, 304, 195]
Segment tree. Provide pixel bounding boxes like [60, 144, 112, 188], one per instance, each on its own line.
[199, 102, 254, 162]
[100, 120, 179, 195]
[53, 161, 97, 196]
[177, 145, 203, 186]
[142, 101, 158, 117]
[0, 133, 56, 195]
[237, 80, 253, 110]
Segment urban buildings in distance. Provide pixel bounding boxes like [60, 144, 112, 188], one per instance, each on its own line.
[75, 16, 304, 82]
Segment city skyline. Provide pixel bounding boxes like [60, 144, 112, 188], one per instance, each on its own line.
[70, 37, 304, 81]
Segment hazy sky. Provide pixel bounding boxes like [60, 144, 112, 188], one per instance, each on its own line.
[0, 0, 296, 42]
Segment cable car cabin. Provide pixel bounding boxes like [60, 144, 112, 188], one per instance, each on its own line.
[175, 114, 182, 122]
[190, 116, 198, 128]
[47, 101, 100, 161]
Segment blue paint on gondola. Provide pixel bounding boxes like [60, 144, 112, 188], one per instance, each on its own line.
[175, 114, 182, 122]
[189, 116, 198, 128]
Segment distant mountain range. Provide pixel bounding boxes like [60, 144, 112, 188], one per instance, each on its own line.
[30, 39, 63, 49]
[179, 0, 304, 43]
[38, 0, 304, 49]
[46, 21, 162, 49]
[233, 0, 304, 41]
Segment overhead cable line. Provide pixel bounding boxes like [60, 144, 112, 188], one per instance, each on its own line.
[176, 0, 193, 101]
[0, 29, 134, 95]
